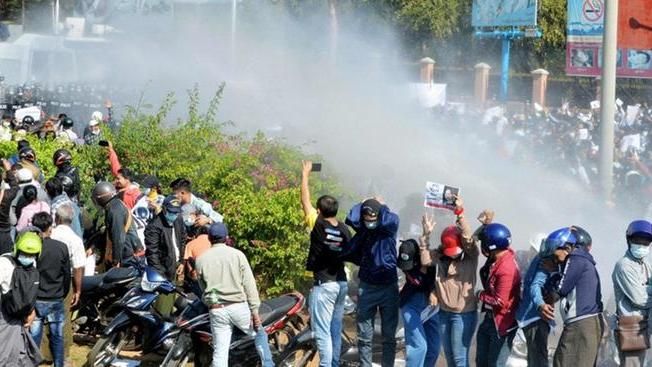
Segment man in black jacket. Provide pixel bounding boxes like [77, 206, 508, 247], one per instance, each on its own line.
[91, 181, 142, 268]
[0, 167, 19, 254]
[145, 195, 186, 316]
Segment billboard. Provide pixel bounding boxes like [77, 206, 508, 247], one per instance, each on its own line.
[472, 0, 538, 27]
[566, 0, 652, 78]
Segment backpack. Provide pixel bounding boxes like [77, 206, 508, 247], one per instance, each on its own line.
[1, 255, 39, 320]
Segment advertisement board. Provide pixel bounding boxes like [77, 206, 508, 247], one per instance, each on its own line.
[566, 0, 652, 78]
[472, 0, 538, 27]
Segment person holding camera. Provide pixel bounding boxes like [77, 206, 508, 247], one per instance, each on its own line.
[301, 160, 351, 367]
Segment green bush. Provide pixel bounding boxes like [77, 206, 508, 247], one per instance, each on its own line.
[2, 85, 342, 296]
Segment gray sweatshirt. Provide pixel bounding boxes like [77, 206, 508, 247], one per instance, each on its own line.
[196, 243, 261, 314]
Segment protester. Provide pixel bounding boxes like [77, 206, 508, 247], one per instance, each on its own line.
[476, 223, 521, 367]
[0, 169, 20, 254]
[612, 220, 652, 367]
[544, 227, 604, 367]
[171, 178, 224, 225]
[7, 140, 30, 167]
[55, 117, 78, 143]
[195, 223, 274, 367]
[91, 181, 143, 268]
[30, 212, 71, 367]
[301, 160, 351, 367]
[346, 197, 399, 367]
[421, 197, 477, 367]
[45, 177, 82, 238]
[16, 185, 50, 232]
[53, 149, 81, 201]
[0, 231, 43, 366]
[18, 146, 44, 184]
[515, 239, 558, 367]
[398, 214, 439, 367]
[105, 141, 141, 209]
[145, 195, 186, 317]
[84, 119, 101, 145]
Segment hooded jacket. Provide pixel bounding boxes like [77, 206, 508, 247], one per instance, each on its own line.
[145, 213, 187, 280]
[345, 203, 399, 285]
[554, 247, 603, 324]
[612, 249, 652, 318]
[516, 255, 554, 327]
[478, 248, 522, 336]
[105, 197, 143, 265]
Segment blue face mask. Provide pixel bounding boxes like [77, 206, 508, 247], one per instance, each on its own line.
[364, 221, 378, 230]
[165, 212, 179, 224]
[17, 254, 36, 267]
[630, 244, 650, 259]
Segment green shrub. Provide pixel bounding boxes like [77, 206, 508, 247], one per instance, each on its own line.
[2, 85, 343, 296]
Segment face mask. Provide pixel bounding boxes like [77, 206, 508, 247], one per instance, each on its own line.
[17, 254, 36, 267]
[2, 121, 10, 128]
[364, 221, 378, 230]
[184, 216, 195, 227]
[165, 212, 179, 224]
[91, 128, 100, 135]
[630, 244, 650, 259]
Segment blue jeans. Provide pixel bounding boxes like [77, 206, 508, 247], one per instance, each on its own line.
[401, 293, 440, 367]
[475, 314, 516, 367]
[309, 281, 347, 367]
[30, 300, 65, 367]
[357, 281, 399, 367]
[439, 310, 477, 367]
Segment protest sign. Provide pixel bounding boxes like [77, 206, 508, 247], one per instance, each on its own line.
[424, 182, 460, 210]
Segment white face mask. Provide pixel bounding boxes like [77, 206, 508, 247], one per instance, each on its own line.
[2, 121, 10, 128]
[630, 244, 650, 259]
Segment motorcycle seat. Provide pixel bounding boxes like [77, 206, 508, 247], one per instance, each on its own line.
[259, 294, 299, 326]
[101, 267, 139, 287]
[81, 274, 104, 293]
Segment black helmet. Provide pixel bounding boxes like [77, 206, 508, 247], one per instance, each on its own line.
[53, 149, 72, 167]
[59, 175, 74, 196]
[61, 117, 74, 129]
[18, 147, 36, 162]
[22, 115, 35, 125]
[91, 181, 116, 207]
[570, 225, 592, 248]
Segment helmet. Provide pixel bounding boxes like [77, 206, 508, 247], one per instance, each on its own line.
[440, 226, 462, 258]
[18, 147, 35, 162]
[91, 181, 116, 207]
[479, 223, 512, 253]
[134, 206, 151, 222]
[61, 117, 74, 129]
[15, 232, 42, 255]
[59, 175, 74, 196]
[540, 228, 576, 258]
[163, 195, 182, 213]
[22, 115, 35, 125]
[626, 220, 652, 242]
[570, 225, 592, 248]
[53, 149, 72, 167]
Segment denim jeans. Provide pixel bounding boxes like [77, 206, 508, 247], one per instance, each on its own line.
[439, 310, 477, 367]
[30, 300, 65, 367]
[357, 281, 399, 367]
[309, 281, 347, 367]
[401, 292, 440, 367]
[475, 314, 516, 367]
[208, 302, 274, 367]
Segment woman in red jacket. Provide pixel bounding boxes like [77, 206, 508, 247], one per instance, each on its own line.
[476, 223, 522, 367]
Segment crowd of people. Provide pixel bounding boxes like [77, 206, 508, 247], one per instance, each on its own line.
[301, 159, 652, 367]
[440, 100, 652, 215]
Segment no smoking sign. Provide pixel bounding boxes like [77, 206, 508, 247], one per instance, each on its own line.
[583, 0, 604, 22]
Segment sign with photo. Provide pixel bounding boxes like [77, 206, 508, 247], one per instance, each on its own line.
[424, 182, 460, 210]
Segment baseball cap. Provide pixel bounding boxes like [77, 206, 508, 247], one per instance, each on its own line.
[162, 195, 182, 214]
[16, 168, 33, 184]
[398, 239, 419, 271]
[208, 222, 229, 242]
[361, 198, 381, 217]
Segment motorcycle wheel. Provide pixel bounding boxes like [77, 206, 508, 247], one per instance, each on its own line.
[277, 345, 318, 367]
[161, 333, 192, 367]
[85, 330, 129, 367]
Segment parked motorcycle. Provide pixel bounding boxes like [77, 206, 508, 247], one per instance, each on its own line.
[161, 292, 306, 367]
[85, 266, 187, 367]
[277, 296, 405, 367]
[72, 265, 142, 343]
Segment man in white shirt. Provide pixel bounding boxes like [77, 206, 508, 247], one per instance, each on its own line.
[50, 203, 85, 305]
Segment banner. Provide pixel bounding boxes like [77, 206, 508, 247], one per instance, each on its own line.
[566, 0, 652, 78]
[423, 182, 460, 211]
[472, 0, 538, 27]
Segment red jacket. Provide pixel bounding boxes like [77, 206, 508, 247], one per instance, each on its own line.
[478, 248, 521, 337]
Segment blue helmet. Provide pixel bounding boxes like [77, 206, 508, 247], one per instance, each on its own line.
[540, 227, 576, 258]
[480, 223, 512, 253]
[626, 220, 652, 242]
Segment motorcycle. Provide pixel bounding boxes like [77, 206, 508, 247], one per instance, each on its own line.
[72, 265, 142, 343]
[161, 292, 306, 367]
[85, 266, 187, 367]
[277, 296, 405, 367]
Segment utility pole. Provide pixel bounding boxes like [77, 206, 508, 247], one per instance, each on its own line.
[599, 0, 618, 200]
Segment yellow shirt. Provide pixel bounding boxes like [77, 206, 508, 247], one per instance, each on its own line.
[305, 207, 318, 230]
